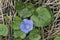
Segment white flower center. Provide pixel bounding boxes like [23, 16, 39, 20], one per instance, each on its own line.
[26, 25, 30, 29]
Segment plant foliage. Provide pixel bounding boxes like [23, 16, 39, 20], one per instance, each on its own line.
[0, 24, 8, 36]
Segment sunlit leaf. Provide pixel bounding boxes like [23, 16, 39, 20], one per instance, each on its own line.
[54, 36, 60, 40]
[15, 2, 35, 18]
[10, 22, 20, 30]
[13, 30, 26, 39]
[0, 24, 8, 36]
[10, 16, 22, 30]
[13, 16, 22, 23]
[18, 8, 34, 18]
[29, 29, 41, 40]
[45, 5, 54, 21]
[31, 7, 53, 27]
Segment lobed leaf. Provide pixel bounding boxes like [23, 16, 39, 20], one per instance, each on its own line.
[15, 2, 35, 18]
[29, 29, 41, 40]
[10, 16, 22, 30]
[0, 24, 8, 36]
[31, 7, 53, 27]
[13, 30, 26, 39]
[54, 36, 60, 40]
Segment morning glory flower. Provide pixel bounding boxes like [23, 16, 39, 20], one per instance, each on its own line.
[20, 19, 33, 33]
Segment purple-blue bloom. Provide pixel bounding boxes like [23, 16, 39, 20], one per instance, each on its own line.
[20, 19, 33, 33]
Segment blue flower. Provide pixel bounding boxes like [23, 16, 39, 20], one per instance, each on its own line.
[20, 19, 33, 33]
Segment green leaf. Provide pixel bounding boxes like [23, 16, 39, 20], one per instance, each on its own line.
[29, 29, 41, 40]
[29, 29, 40, 34]
[0, 24, 8, 36]
[10, 16, 22, 30]
[10, 22, 20, 30]
[18, 8, 34, 18]
[31, 7, 53, 27]
[14, 38, 22, 40]
[13, 16, 22, 23]
[29, 34, 41, 40]
[13, 30, 26, 39]
[4, 16, 9, 22]
[15, 1, 25, 10]
[16, 2, 35, 18]
[45, 5, 54, 21]
[54, 36, 60, 40]
[26, 3, 35, 10]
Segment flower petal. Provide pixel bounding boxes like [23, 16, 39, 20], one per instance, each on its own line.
[20, 19, 33, 33]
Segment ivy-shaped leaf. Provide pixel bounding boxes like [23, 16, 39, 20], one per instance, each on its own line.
[29, 29, 41, 40]
[54, 36, 60, 40]
[31, 7, 53, 27]
[29, 29, 40, 34]
[26, 3, 35, 10]
[15, 2, 35, 18]
[0, 24, 8, 36]
[13, 30, 26, 39]
[10, 16, 22, 30]
[15, 1, 25, 10]
[10, 22, 20, 30]
[13, 16, 22, 23]
[18, 8, 34, 18]
[45, 5, 54, 21]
